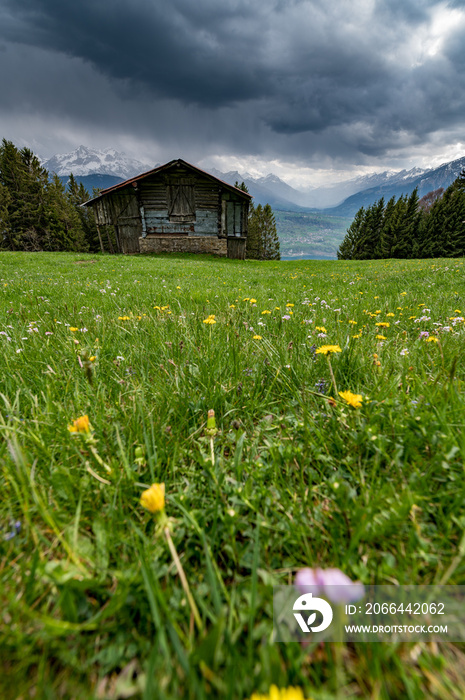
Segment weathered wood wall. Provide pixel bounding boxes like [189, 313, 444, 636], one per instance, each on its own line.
[139, 173, 222, 236]
[227, 237, 247, 259]
[90, 164, 249, 255]
[94, 193, 140, 253]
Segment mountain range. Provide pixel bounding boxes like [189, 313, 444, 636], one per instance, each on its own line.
[43, 145, 151, 180]
[42, 146, 465, 217]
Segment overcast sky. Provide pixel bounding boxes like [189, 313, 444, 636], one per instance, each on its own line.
[1, 0, 465, 187]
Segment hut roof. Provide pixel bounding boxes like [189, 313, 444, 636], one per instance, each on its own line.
[84, 158, 253, 206]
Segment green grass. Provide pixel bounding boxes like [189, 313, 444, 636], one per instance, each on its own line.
[1, 251, 465, 699]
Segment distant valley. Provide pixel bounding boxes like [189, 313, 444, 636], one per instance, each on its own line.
[42, 146, 465, 259]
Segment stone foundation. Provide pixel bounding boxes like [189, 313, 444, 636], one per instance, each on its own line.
[139, 235, 227, 256]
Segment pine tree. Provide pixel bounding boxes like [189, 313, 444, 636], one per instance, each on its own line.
[44, 174, 88, 252]
[378, 196, 396, 258]
[420, 178, 465, 258]
[439, 181, 465, 257]
[0, 139, 27, 248]
[403, 189, 422, 258]
[245, 201, 280, 260]
[357, 198, 384, 259]
[0, 140, 49, 250]
[68, 174, 100, 251]
[388, 195, 408, 259]
[337, 207, 365, 259]
[0, 182, 11, 250]
[420, 193, 443, 258]
[0, 140, 90, 252]
[352, 207, 373, 259]
[260, 204, 280, 260]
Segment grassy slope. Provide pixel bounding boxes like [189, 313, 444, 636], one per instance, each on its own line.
[1, 251, 465, 699]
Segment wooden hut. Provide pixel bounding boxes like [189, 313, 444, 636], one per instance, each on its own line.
[84, 158, 252, 258]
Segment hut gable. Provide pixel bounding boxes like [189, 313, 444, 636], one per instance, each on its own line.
[84, 159, 252, 258]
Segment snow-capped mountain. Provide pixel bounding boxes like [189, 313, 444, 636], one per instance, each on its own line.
[328, 157, 465, 216]
[208, 168, 307, 209]
[41, 145, 465, 214]
[42, 145, 151, 180]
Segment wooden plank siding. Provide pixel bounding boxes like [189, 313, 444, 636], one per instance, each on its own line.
[227, 237, 246, 260]
[139, 172, 222, 237]
[85, 159, 251, 257]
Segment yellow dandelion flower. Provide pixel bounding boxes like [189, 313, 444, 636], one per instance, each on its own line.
[89, 356, 96, 362]
[203, 318, 216, 324]
[352, 333, 361, 338]
[230, 304, 236, 308]
[69, 327, 79, 332]
[375, 322, 390, 327]
[261, 310, 271, 314]
[249, 298, 257, 303]
[339, 390, 363, 408]
[376, 334, 386, 340]
[348, 320, 357, 324]
[386, 312, 395, 317]
[253, 335, 262, 340]
[426, 336, 439, 343]
[68, 415, 91, 433]
[286, 303, 294, 307]
[248, 686, 310, 700]
[315, 344, 342, 355]
[140, 483, 165, 513]
[315, 326, 327, 332]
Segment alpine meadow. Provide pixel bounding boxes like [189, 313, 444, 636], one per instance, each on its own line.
[2, 250, 465, 699]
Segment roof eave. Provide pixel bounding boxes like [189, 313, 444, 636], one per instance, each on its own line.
[83, 158, 252, 206]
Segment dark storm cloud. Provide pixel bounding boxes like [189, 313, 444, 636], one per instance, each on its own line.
[1, 0, 276, 105]
[0, 0, 465, 167]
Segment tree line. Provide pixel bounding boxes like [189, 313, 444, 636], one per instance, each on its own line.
[0, 140, 281, 259]
[0, 139, 103, 253]
[337, 170, 465, 260]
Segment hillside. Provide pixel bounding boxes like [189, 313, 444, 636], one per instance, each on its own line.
[42, 146, 465, 258]
[275, 210, 351, 259]
[58, 173, 125, 194]
[43, 146, 465, 218]
[327, 156, 465, 217]
[3, 251, 465, 699]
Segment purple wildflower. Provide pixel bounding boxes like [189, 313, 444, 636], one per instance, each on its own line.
[4, 520, 21, 541]
[295, 567, 364, 604]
